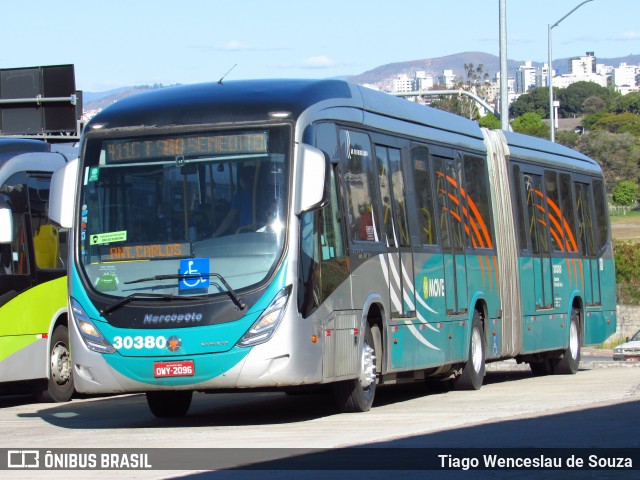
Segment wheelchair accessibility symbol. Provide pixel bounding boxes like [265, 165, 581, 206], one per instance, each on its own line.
[179, 258, 210, 291]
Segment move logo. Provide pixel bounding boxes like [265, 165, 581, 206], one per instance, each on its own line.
[423, 277, 445, 299]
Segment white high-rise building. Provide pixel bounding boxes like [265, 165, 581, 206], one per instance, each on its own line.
[612, 63, 640, 93]
[436, 70, 456, 88]
[515, 61, 537, 94]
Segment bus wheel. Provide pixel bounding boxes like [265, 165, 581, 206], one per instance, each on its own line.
[146, 391, 193, 417]
[332, 323, 378, 412]
[454, 312, 485, 390]
[32, 324, 74, 402]
[553, 310, 581, 375]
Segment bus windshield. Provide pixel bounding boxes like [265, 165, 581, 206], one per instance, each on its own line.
[78, 126, 290, 298]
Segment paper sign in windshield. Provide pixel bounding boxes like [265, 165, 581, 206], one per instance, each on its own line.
[90, 231, 128, 245]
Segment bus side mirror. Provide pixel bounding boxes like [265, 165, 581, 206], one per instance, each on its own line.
[0, 207, 12, 244]
[49, 159, 79, 229]
[295, 144, 327, 215]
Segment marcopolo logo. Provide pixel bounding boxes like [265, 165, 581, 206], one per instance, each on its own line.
[143, 312, 204, 325]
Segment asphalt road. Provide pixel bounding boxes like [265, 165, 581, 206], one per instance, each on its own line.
[1, 355, 639, 480]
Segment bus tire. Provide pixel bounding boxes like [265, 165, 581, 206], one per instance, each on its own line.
[146, 391, 193, 417]
[454, 312, 485, 391]
[32, 324, 74, 403]
[332, 323, 377, 412]
[553, 310, 581, 375]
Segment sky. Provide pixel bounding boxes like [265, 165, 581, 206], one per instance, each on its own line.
[1, 0, 639, 92]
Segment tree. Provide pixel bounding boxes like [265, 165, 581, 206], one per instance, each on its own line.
[611, 180, 639, 206]
[591, 112, 640, 136]
[582, 95, 607, 115]
[511, 112, 549, 139]
[555, 130, 580, 149]
[575, 130, 638, 187]
[509, 87, 550, 119]
[612, 92, 640, 115]
[430, 64, 492, 121]
[477, 113, 500, 129]
[556, 81, 610, 118]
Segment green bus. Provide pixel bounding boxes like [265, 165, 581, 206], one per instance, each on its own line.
[0, 139, 77, 401]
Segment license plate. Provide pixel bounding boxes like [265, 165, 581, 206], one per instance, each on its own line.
[154, 360, 195, 378]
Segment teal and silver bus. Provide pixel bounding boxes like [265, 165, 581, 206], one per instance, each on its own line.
[0, 139, 77, 401]
[50, 79, 616, 416]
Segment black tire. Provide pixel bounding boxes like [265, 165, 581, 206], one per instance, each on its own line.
[32, 324, 74, 402]
[553, 310, 581, 375]
[332, 323, 378, 412]
[146, 390, 193, 417]
[454, 312, 485, 390]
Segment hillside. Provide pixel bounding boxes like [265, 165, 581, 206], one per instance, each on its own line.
[83, 52, 640, 111]
[350, 51, 640, 88]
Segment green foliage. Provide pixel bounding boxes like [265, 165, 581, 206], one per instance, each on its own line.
[612, 92, 640, 115]
[511, 112, 550, 139]
[509, 87, 549, 119]
[591, 112, 640, 136]
[611, 180, 639, 206]
[614, 240, 640, 284]
[575, 130, 638, 186]
[582, 95, 607, 115]
[478, 113, 501, 129]
[557, 81, 610, 118]
[555, 130, 579, 149]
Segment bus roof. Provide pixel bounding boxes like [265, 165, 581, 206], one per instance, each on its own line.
[85, 79, 483, 141]
[502, 129, 601, 174]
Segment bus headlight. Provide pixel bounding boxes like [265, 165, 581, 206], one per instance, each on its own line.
[237, 286, 291, 347]
[71, 298, 116, 354]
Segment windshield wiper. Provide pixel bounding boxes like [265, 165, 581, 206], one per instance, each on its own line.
[100, 292, 207, 315]
[123, 273, 246, 311]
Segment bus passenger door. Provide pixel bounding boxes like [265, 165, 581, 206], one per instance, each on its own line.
[524, 173, 554, 309]
[432, 155, 468, 316]
[375, 145, 415, 318]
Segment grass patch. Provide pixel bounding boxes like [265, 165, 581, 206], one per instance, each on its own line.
[592, 336, 627, 350]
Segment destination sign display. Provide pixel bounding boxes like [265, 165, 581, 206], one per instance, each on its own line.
[104, 131, 268, 163]
[97, 242, 191, 262]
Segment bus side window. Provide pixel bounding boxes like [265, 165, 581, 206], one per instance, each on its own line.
[463, 154, 493, 249]
[1, 173, 30, 275]
[511, 164, 529, 252]
[592, 179, 609, 250]
[411, 146, 436, 245]
[339, 129, 380, 243]
[524, 173, 548, 255]
[559, 173, 578, 253]
[544, 171, 564, 252]
[576, 182, 596, 256]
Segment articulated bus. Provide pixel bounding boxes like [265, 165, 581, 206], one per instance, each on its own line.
[0, 139, 77, 401]
[50, 79, 616, 416]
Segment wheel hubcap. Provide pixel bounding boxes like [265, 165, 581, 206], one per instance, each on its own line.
[51, 342, 71, 386]
[569, 321, 579, 360]
[359, 342, 376, 389]
[471, 328, 483, 372]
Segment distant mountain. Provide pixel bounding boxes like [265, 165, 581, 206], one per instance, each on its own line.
[82, 52, 640, 111]
[83, 85, 178, 111]
[350, 51, 640, 88]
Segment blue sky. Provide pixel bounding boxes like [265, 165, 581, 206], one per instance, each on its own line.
[1, 0, 638, 92]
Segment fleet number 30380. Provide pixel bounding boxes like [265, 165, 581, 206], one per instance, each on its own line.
[112, 335, 167, 350]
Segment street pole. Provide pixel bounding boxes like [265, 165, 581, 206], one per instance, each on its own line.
[548, 0, 595, 142]
[499, 0, 509, 130]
